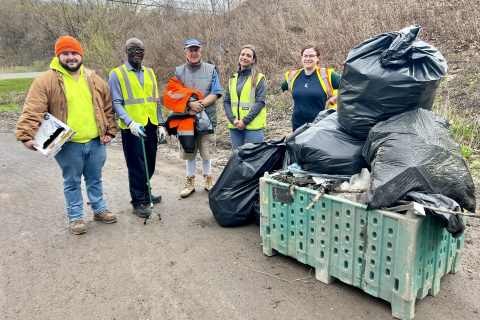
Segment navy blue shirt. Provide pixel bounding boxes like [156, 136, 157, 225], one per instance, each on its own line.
[291, 70, 327, 130]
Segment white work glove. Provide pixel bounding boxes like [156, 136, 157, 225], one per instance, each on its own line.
[129, 121, 146, 138]
[157, 126, 166, 144]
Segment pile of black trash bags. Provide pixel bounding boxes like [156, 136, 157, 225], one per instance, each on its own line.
[209, 25, 476, 236]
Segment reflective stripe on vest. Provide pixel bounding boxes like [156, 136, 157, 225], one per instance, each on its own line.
[285, 68, 338, 109]
[112, 65, 159, 129]
[319, 68, 333, 98]
[318, 68, 338, 109]
[228, 73, 267, 130]
[165, 90, 187, 99]
[286, 69, 302, 92]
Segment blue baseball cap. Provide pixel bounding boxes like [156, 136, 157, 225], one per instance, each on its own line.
[184, 39, 201, 50]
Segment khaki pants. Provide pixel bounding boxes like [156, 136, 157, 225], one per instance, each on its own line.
[180, 133, 212, 160]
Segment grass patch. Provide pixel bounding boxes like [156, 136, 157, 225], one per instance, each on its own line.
[448, 115, 480, 143]
[0, 95, 13, 105]
[0, 78, 34, 113]
[0, 104, 22, 112]
[0, 78, 35, 95]
[471, 159, 480, 179]
[460, 145, 474, 160]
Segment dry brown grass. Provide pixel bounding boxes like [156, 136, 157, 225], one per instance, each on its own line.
[2, 0, 478, 85]
[1, 0, 479, 173]
[137, 0, 480, 90]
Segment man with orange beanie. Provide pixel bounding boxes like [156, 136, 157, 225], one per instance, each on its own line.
[15, 36, 118, 235]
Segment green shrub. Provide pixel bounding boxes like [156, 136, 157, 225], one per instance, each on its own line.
[33, 61, 47, 72]
[14, 66, 28, 73]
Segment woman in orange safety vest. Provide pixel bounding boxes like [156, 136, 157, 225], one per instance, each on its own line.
[281, 43, 341, 131]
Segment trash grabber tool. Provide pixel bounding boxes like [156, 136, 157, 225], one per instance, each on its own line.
[140, 131, 161, 224]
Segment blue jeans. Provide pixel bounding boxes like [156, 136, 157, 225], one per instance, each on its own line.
[229, 129, 264, 150]
[55, 138, 108, 221]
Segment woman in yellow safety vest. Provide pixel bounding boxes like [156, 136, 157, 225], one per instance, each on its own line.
[223, 45, 267, 150]
[282, 43, 341, 131]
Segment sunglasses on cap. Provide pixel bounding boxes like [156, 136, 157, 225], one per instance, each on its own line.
[127, 47, 145, 53]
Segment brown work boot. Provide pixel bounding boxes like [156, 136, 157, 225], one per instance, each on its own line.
[203, 174, 214, 191]
[180, 175, 195, 198]
[69, 220, 87, 235]
[94, 209, 117, 224]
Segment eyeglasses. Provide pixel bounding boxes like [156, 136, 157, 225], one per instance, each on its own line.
[186, 48, 201, 53]
[302, 54, 317, 59]
[127, 47, 145, 54]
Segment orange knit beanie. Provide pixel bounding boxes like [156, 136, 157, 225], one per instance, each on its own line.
[55, 36, 83, 57]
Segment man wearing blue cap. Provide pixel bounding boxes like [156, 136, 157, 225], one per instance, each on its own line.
[170, 39, 222, 198]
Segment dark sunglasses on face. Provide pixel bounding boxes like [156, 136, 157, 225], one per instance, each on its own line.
[127, 47, 145, 54]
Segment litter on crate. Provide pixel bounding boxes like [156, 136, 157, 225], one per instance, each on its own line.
[269, 163, 477, 237]
[270, 164, 371, 205]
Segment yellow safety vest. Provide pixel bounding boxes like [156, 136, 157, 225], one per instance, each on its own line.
[110, 65, 159, 129]
[285, 67, 338, 109]
[228, 72, 267, 130]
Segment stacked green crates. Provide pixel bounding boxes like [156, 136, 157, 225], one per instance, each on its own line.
[260, 173, 465, 320]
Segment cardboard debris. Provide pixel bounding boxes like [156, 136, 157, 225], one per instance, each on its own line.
[33, 113, 75, 159]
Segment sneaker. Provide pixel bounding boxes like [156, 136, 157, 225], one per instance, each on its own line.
[94, 209, 117, 224]
[180, 175, 195, 198]
[69, 220, 87, 235]
[133, 203, 151, 218]
[203, 174, 214, 191]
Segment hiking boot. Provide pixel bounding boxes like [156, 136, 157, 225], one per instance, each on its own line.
[94, 209, 117, 224]
[69, 219, 86, 235]
[180, 175, 195, 198]
[133, 203, 151, 218]
[150, 195, 162, 203]
[203, 174, 214, 191]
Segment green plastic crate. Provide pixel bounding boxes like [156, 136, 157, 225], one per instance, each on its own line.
[260, 173, 465, 320]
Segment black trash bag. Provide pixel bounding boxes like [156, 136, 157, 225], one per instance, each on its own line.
[312, 108, 337, 125]
[403, 192, 466, 238]
[363, 108, 476, 213]
[253, 189, 260, 226]
[288, 112, 368, 175]
[337, 25, 448, 140]
[283, 109, 337, 168]
[209, 138, 286, 227]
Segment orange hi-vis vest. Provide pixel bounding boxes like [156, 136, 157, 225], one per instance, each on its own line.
[163, 77, 203, 153]
[285, 67, 338, 109]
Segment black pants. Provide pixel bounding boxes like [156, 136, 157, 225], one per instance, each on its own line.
[121, 120, 158, 206]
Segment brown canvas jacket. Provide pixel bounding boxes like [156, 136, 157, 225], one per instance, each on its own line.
[15, 67, 117, 143]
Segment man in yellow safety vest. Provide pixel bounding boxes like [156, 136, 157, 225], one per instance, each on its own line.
[108, 38, 165, 219]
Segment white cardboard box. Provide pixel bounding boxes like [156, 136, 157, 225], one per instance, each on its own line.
[33, 113, 76, 159]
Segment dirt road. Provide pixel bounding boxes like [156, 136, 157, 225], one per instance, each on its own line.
[1, 131, 479, 320]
